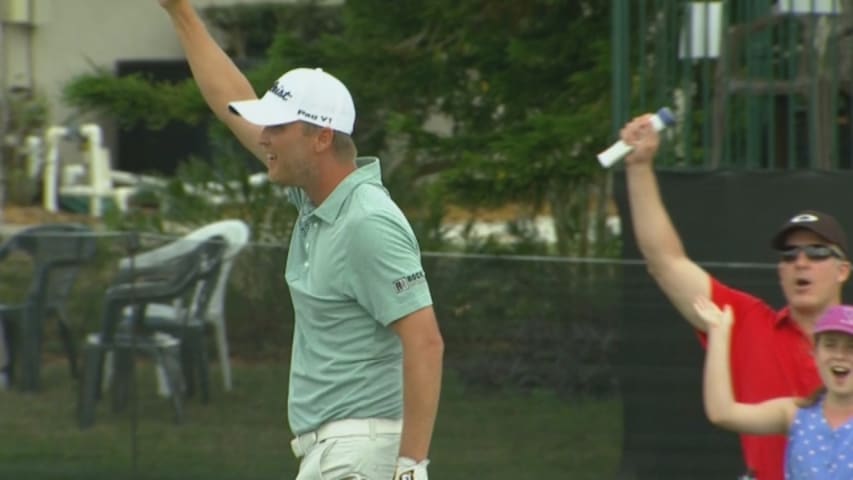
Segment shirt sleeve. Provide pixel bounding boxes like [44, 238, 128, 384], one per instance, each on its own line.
[344, 212, 433, 326]
[695, 276, 770, 347]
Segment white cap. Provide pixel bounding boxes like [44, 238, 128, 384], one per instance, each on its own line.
[228, 67, 356, 134]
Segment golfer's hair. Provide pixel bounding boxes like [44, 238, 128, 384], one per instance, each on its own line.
[300, 122, 357, 159]
[795, 386, 826, 408]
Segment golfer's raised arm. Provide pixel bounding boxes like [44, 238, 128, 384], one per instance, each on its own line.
[159, 0, 265, 164]
[621, 114, 711, 331]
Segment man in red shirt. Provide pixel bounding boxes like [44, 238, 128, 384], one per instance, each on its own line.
[618, 113, 850, 480]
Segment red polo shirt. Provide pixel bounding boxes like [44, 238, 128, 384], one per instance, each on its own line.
[705, 278, 821, 480]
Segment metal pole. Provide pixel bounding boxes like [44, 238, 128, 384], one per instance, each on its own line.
[611, 0, 630, 138]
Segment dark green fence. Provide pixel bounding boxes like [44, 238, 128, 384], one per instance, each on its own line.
[611, 0, 853, 169]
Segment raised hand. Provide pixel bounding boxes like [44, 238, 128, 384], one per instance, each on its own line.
[693, 296, 733, 330]
[620, 113, 661, 166]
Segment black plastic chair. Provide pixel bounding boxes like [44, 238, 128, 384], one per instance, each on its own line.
[134, 245, 224, 403]
[78, 235, 225, 428]
[0, 223, 96, 392]
[120, 220, 250, 396]
[117, 225, 237, 403]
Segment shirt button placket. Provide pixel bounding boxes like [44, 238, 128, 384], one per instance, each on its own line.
[303, 220, 313, 269]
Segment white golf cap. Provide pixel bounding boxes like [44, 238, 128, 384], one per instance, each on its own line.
[228, 67, 356, 134]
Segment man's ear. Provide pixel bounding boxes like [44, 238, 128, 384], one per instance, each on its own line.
[313, 127, 335, 152]
[837, 260, 851, 283]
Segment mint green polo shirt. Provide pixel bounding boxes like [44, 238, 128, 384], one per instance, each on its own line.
[284, 157, 433, 435]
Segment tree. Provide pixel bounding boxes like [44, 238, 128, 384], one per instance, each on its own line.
[64, 1, 617, 256]
[318, 0, 617, 256]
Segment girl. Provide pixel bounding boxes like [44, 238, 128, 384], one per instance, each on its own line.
[694, 298, 853, 479]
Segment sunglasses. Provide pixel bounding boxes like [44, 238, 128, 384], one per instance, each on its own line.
[779, 244, 845, 263]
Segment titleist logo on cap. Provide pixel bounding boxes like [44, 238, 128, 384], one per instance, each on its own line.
[269, 82, 293, 102]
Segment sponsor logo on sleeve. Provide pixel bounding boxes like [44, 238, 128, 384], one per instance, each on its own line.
[393, 270, 426, 294]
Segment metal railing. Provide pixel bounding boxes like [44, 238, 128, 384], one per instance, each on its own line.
[610, 0, 853, 169]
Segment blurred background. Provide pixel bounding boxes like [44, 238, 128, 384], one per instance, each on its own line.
[0, 0, 851, 478]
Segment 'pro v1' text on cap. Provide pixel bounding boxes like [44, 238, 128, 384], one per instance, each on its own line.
[229, 67, 355, 134]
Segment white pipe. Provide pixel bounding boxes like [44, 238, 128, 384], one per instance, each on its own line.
[79, 123, 102, 148]
[80, 124, 104, 216]
[43, 126, 68, 212]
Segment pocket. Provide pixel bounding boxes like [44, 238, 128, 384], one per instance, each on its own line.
[318, 435, 398, 480]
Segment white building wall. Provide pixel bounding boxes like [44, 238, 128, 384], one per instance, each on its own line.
[2, 0, 302, 127]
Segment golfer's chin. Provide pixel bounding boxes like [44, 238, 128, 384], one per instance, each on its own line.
[266, 168, 288, 186]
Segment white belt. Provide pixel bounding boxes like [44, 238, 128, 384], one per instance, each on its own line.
[290, 418, 402, 458]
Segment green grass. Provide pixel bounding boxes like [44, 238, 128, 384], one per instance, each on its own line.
[0, 360, 621, 480]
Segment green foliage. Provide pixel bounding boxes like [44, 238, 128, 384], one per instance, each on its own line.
[62, 3, 344, 131]
[5, 92, 49, 133]
[60, 0, 618, 256]
[1, 92, 49, 204]
[317, 0, 616, 255]
[103, 155, 295, 244]
[63, 69, 207, 130]
[204, 1, 344, 60]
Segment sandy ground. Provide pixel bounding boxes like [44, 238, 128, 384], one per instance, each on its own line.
[2, 205, 92, 225]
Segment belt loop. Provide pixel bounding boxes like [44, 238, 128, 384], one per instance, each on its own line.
[368, 418, 377, 439]
[294, 431, 317, 458]
[291, 437, 303, 459]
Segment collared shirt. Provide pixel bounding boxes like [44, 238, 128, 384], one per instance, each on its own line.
[284, 157, 433, 434]
[708, 278, 822, 480]
[785, 396, 853, 480]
